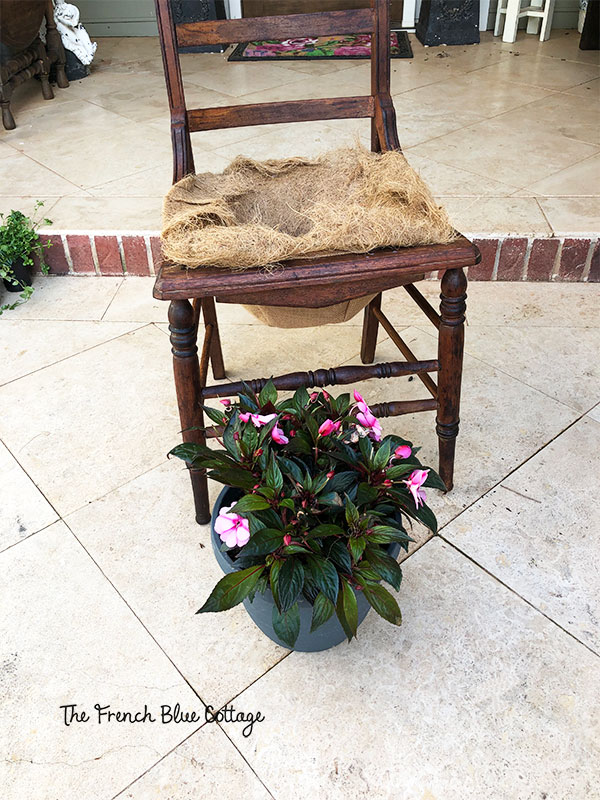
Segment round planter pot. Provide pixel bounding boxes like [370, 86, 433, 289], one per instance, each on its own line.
[210, 485, 401, 652]
[3, 257, 32, 293]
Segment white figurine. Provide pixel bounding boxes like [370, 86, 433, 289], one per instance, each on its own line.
[54, 1, 97, 65]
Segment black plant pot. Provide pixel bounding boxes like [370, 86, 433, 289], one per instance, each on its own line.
[3, 257, 32, 292]
[210, 485, 402, 652]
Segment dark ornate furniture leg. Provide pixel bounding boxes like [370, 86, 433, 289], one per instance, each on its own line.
[201, 297, 226, 380]
[436, 268, 467, 491]
[169, 298, 210, 524]
[361, 293, 382, 364]
[45, 0, 69, 88]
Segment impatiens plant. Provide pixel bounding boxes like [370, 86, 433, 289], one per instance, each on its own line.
[170, 382, 444, 648]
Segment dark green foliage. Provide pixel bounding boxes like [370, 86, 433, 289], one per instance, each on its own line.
[170, 385, 440, 647]
[0, 202, 52, 315]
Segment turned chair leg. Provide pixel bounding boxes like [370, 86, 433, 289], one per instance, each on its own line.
[436, 268, 467, 492]
[360, 293, 382, 364]
[169, 299, 211, 524]
[201, 297, 226, 380]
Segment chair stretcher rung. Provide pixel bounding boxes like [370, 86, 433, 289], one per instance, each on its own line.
[200, 359, 438, 400]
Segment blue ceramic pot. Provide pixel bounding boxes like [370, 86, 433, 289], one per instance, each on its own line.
[210, 485, 401, 652]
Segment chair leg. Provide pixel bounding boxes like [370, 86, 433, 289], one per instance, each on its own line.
[169, 299, 211, 524]
[436, 268, 467, 492]
[361, 293, 382, 364]
[201, 297, 226, 380]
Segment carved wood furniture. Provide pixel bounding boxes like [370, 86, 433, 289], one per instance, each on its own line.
[154, 0, 480, 524]
[0, 0, 68, 130]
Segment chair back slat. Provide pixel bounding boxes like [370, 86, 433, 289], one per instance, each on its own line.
[188, 96, 374, 133]
[175, 9, 374, 48]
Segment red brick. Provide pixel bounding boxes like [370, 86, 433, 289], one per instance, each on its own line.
[525, 238, 559, 281]
[497, 238, 528, 281]
[66, 235, 95, 274]
[44, 234, 70, 274]
[559, 238, 591, 281]
[469, 239, 498, 281]
[588, 240, 600, 283]
[149, 236, 162, 272]
[122, 236, 150, 275]
[94, 235, 123, 276]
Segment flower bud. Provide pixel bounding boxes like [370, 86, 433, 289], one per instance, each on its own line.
[327, 470, 335, 479]
[383, 479, 392, 487]
[254, 448, 263, 457]
[233, 431, 240, 440]
[283, 534, 292, 546]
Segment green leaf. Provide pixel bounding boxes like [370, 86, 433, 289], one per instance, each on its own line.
[373, 439, 392, 471]
[344, 497, 359, 528]
[293, 386, 310, 412]
[231, 495, 270, 513]
[356, 482, 379, 506]
[283, 544, 311, 554]
[278, 558, 304, 611]
[240, 528, 283, 557]
[318, 491, 343, 508]
[364, 547, 403, 591]
[386, 463, 423, 480]
[348, 536, 366, 564]
[203, 404, 228, 425]
[265, 455, 283, 493]
[328, 541, 352, 574]
[326, 471, 358, 494]
[310, 592, 335, 633]
[197, 565, 264, 613]
[258, 379, 278, 407]
[279, 497, 295, 510]
[279, 457, 304, 485]
[207, 468, 256, 491]
[361, 583, 402, 626]
[305, 523, 344, 540]
[305, 555, 339, 604]
[336, 578, 358, 641]
[423, 469, 447, 492]
[272, 603, 300, 648]
[269, 560, 282, 610]
[369, 525, 413, 544]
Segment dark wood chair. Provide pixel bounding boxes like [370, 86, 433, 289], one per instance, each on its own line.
[153, 0, 480, 524]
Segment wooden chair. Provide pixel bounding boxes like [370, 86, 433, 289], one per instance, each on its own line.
[153, 0, 480, 524]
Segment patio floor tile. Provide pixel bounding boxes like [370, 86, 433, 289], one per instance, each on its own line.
[66, 458, 287, 710]
[0, 325, 179, 516]
[443, 416, 600, 652]
[224, 538, 600, 800]
[0, 441, 57, 551]
[2, 276, 122, 321]
[0, 521, 204, 800]
[115, 723, 271, 800]
[346, 328, 579, 527]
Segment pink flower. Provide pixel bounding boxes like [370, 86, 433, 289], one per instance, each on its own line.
[271, 425, 289, 445]
[318, 419, 342, 437]
[403, 469, 429, 509]
[394, 445, 412, 460]
[219, 399, 231, 407]
[239, 412, 277, 428]
[214, 504, 250, 548]
[283, 534, 292, 546]
[353, 390, 382, 441]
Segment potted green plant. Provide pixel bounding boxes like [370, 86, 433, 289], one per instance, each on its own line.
[0, 202, 52, 314]
[170, 382, 443, 651]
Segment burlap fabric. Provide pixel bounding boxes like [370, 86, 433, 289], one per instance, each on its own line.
[161, 145, 455, 327]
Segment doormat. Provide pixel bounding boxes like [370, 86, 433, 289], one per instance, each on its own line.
[227, 32, 413, 61]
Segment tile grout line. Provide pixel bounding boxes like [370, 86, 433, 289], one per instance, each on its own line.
[100, 276, 126, 321]
[439, 535, 600, 660]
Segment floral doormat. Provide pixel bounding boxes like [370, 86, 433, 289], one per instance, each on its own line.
[228, 32, 413, 61]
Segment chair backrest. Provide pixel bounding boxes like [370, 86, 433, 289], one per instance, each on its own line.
[154, 0, 401, 183]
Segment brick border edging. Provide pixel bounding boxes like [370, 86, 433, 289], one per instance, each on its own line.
[38, 233, 600, 282]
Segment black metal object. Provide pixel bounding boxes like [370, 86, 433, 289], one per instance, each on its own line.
[416, 0, 480, 46]
[580, 0, 599, 50]
[170, 0, 227, 53]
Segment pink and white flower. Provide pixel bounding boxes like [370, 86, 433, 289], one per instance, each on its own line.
[353, 390, 382, 441]
[239, 412, 277, 428]
[271, 425, 289, 445]
[394, 444, 412, 460]
[402, 469, 429, 509]
[318, 419, 342, 437]
[214, 505, 250, 548]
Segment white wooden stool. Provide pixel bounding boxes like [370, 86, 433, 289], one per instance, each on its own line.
[494, 0, 556, 42]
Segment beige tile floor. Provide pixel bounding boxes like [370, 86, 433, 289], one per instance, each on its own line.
[1, 277, 600, 799]
[0, 31, 599, 235]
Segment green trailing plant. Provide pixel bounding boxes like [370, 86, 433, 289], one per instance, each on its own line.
[170, 382, 443, 648]
[0, 202, 52, 314]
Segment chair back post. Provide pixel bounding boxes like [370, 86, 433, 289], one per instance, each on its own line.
[155, 0, 194, 182]
[371, 0, 400, 152]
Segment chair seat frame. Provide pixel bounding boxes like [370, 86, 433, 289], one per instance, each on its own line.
[154, 0, 480, 524]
